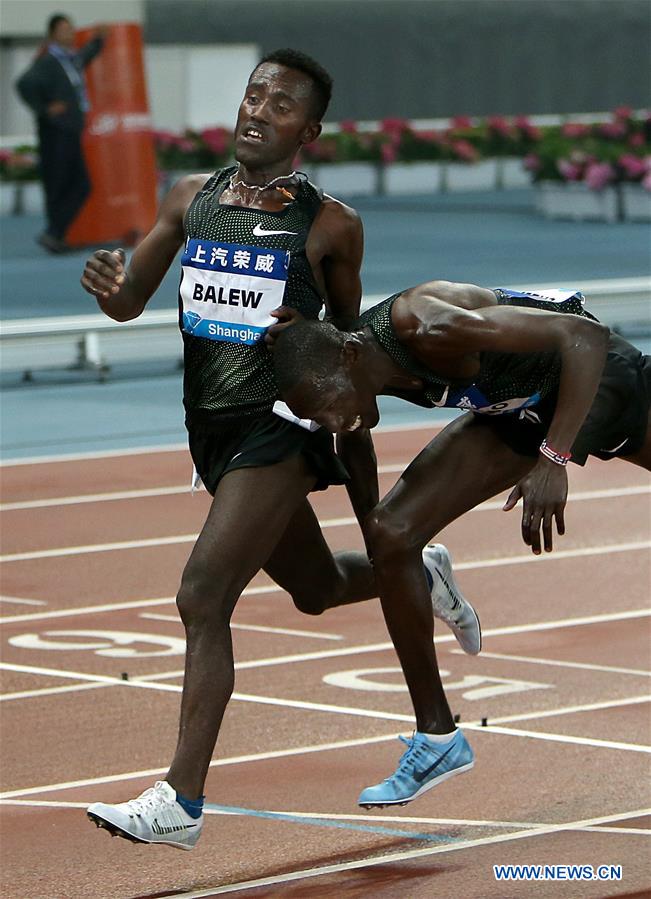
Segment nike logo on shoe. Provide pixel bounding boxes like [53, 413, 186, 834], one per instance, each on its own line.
[434, 565, 462, 613]
[151, 819, 198, 835]
[252, 224, 298, 237]
[412, 744, 456, 783]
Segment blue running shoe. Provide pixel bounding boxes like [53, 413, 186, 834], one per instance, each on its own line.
[358, 730, 474, 808]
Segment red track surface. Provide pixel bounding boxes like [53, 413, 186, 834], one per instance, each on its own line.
[1, 427, 650, 898]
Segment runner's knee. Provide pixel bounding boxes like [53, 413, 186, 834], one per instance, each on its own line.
[176, 565, 233, 628]
[366, 506, 419, 567]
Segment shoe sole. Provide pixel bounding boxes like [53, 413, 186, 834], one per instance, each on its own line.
[87, 811, 195, 850]
[358, 760, 475, 809]
[429, 545, 482, 655]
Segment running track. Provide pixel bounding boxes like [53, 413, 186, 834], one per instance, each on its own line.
[1, 424, 650, 898]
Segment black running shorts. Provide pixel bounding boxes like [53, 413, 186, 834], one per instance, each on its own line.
[186, 409, 349, 496]
[473, 332, 650, 466]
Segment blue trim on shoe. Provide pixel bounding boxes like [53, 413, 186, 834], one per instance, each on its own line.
[358, 730, 474, 808]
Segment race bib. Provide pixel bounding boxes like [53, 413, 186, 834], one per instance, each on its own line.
[180, 238, 290, 345]
[497, 287, 584, 306]
[443, 385, 541, 415]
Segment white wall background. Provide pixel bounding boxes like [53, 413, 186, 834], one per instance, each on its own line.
[145, 44, 259, 132]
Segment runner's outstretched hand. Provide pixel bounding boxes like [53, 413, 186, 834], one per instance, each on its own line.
[503, 459, 568, 554]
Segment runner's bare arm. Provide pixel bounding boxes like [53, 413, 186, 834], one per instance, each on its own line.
[316, 200, 380, 541]
[400, 300, 610, 553]
[79, 175, 209, 321]
[319, 198, 364, 328]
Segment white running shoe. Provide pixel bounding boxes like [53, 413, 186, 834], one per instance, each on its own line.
[87, 781, 203, 850]
[423, 544, 482, 655]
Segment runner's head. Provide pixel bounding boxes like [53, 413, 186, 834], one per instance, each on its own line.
[235, 49, 333, 168]
[48, 13, 75, 48]
[274, 320, 379, 433]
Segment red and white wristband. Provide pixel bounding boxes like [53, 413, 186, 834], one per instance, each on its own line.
[539, 439, 571, 466]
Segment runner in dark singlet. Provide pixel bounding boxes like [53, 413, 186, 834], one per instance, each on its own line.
[78, 53, 478, 848]
[273, 278, 651, 808]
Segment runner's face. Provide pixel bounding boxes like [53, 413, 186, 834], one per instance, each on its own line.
[234, 63, 319, 168]
[286, 375, 379, 434]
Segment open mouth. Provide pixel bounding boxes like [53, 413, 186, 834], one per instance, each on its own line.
[346, 415, 363, 432]
[241, 125, 265, 143]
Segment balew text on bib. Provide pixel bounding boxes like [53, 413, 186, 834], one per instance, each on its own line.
[180, 238, 290, 345]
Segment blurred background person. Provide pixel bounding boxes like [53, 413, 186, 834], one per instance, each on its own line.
[15, 12, 106, 253]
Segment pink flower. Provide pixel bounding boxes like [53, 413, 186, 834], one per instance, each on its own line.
[598, 121, 626, 139]
[339, 120, 358, 134]
[200, 127, 230, 155]
[614, 106, 633, 120]
[557, 159, 582, 181]
[451, 139, 479, 162]
[416, 129, 445, 143]
[514, 117, 542, 141]
[303, 137, 338, 162]
[177, 138, 196, 153]
[451, 115, 473, 130]
[629, 133, 645, 147]
[381, 142, 398, 164]
[153, 130, 178, 149]
[523, 153, 541, 172]
[562, 122, 591, 139]
[584, 161, 615, 190]
[381, 118, 409, 136]
[618, 154, 647, 178]
[487, 116, 511, 136]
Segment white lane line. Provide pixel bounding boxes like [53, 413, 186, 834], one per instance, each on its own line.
[0, 596, 47, 606]
[2, 652, 645, 740]
[2, 608, 649, 689]
[1, 686, 649, 799]
[3, 480, 648, 513]
[152, 808, 651, 898]
[0, 800, 541, 828]
[0, 662, 188, 702]
[139, 612, 343, 641]
[0, 682, 107, 702]
[1, 485, 193, 511]
[0, 585, 279, 625]
[464, 723, 651, 754]
[483, 693, 651, 725]
[1, 798, 648, 836]
[453, 649, 651, 678]
[0, 661, 182, 694]
[0, 421, 441, 469]
[2, 609, 649, 703]
[0, 732, 406, 799]
[581, 826, 651, 835]
[2, 524, 649, 566]
[0, 442, 189, 467]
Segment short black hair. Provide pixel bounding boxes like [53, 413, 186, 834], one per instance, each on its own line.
[274, 320, 345, 396]
[48, 14, 70, 36]
[255, 48, 333, 121]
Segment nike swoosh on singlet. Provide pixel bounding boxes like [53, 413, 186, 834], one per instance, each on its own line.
[252, 224, 298, 237]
